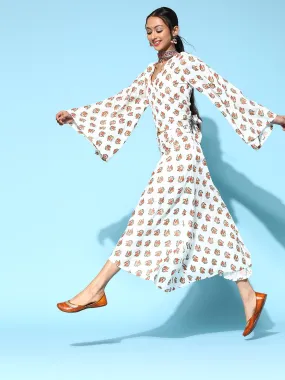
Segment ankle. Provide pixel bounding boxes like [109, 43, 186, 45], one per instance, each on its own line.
[89, 284, 105, 295]
[242, 289, 255, 302]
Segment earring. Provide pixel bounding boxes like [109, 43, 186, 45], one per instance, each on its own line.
[171, 36, 178, 44]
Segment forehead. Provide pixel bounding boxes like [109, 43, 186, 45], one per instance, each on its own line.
[145, 16, 167, 29]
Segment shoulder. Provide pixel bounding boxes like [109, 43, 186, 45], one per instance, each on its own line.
[146, 61, 156, 73]
[176, 51, 208, 73]
[135, 62, 155, 78]
[132, 63, 154, 82]
[178, 51, 200, 62]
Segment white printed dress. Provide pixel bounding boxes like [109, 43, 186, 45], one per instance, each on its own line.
[66, 51, 277, 293]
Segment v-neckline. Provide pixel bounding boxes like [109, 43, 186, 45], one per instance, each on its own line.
[149, 54, 179, 86]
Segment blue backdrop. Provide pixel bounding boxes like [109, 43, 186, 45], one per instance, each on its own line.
[1, 0, 284, 379]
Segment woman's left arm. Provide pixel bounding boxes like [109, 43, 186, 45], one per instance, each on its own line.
[180, 52, 281, 150]
[272, 115, 285, 130]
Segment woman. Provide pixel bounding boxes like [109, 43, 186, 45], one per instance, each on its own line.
[55, 7, 285, 337]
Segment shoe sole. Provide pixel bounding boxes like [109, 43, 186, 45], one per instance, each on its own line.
[57, 302, 107, 313]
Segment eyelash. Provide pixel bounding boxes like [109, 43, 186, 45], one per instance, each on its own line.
[147, 30, 162, 35]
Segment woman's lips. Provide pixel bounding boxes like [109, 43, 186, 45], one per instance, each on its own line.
[153, 40, 161, 46]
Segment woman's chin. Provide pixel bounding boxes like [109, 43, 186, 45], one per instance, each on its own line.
[153, 46, 166, 52]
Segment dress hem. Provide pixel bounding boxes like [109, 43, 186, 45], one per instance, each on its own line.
[108, 255, 252, 293]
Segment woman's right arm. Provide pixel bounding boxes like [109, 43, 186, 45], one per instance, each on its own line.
[55, 64, 151, 162]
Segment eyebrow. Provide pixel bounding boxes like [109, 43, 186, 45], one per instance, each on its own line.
[145, 24, 164, 29]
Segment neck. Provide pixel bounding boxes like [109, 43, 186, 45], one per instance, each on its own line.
[157, 48, 179, 63]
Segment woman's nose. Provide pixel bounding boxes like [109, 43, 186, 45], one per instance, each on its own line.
[151, 32, 158, 40]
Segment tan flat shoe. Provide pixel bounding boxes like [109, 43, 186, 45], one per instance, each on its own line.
[57, 292, 107, 313]
[243, 291, 267, 337]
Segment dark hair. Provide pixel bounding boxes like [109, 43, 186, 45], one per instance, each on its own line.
[146, 6, 202, 129]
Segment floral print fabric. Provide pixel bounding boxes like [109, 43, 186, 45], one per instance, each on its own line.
[66, 66, 150, 162]
[65, 52, 277, 292]
[179, 53, 276, 149]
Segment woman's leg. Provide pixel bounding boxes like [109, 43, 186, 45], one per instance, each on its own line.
[236, 279, 257, 322]
[69, 260, 120, 305]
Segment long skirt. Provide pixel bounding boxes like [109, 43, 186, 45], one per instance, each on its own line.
[107, 128, 252, 293]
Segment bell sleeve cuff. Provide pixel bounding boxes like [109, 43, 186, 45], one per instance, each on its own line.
[65, 66, 150, 162]
[181, 52, 277, 150]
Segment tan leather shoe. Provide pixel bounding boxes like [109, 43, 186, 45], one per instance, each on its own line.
[243, 291, 267, 337]
[57, 292, 107, 313]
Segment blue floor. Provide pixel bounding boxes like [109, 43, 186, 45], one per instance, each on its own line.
[2, 275, 284, 380]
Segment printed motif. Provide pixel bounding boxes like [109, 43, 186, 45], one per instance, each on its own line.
[66, 52, 277, 292]
[67, 66, 150, 162]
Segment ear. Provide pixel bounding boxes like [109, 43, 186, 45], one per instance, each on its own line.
[174, 25, 180, 36]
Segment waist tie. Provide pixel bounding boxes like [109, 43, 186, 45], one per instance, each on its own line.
[156, 114, 202, 136]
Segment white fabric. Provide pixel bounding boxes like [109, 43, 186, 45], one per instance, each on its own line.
[65, 52, 277, 292]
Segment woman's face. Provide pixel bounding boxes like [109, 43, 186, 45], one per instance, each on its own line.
[145, 16, 178, 52]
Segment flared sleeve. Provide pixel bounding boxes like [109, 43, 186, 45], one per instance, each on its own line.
[65, 65, 150, 162]
[181, 52, 277, 150]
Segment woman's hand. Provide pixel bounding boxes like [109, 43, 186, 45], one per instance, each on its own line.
[56, 110, 73, 125]
[273, 115, 285, 131]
